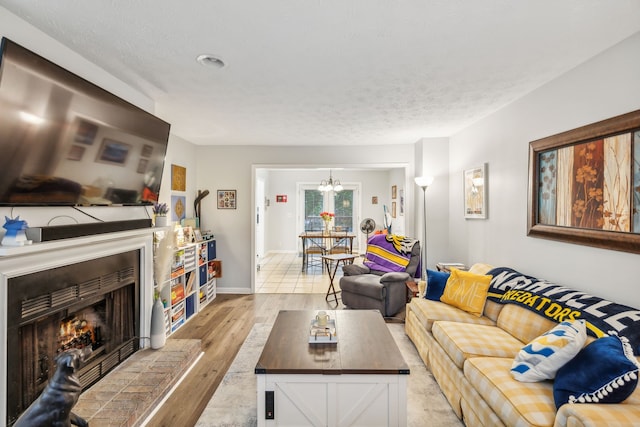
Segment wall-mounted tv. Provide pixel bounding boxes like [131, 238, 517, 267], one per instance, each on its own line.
[0, 37, 170, 206]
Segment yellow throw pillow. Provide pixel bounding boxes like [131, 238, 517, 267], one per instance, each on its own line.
[440, 269, 492, 317]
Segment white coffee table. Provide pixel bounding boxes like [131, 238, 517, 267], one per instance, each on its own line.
[255, 310, 409, 426]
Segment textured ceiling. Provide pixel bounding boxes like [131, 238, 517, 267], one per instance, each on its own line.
[2, 1, 640, 146]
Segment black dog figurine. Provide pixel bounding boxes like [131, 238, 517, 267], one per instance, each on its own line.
[14, 348, 90, 427]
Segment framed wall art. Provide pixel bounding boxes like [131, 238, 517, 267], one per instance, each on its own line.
[528, 108, 640, 254]
[391, 185, 397, 199]
[217, 190, 237, 209]
[96, 138, 131, 165]
[171, 164, 186, 191]
[464, 164, 487, 219]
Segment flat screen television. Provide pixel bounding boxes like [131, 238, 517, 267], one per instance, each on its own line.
[0, 37, 170, 206]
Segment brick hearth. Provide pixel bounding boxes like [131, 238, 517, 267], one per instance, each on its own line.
[73, 339, 202, 427]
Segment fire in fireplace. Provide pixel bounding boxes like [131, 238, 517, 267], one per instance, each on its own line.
[5, 251, 140, 426]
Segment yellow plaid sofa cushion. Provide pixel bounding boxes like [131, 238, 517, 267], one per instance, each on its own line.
[465, 357, 557, 427]
[409, 298, 495, 333]
[497, 303, 558, 345]
[432, 321, 524, 369]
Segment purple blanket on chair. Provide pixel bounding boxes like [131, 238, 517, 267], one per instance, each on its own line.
[364, 234, 420, 276]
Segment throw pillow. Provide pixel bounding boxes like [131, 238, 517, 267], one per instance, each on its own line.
[553, 333, 640, 409]
[440, 269, 492, 317]
[511, 319, 587, 382]
[425, 269, 450, 300]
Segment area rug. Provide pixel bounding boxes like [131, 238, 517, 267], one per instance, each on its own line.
[195, 322, 462, 427]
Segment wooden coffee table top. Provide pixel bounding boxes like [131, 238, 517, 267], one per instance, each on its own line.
[255, 310, 409, 375]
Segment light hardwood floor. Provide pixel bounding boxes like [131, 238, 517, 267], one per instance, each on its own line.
[145, 293, 347, 427]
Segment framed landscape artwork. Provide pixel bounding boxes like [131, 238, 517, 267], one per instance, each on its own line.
[528, 108, 640, 254]
[464, 164, 487, 219]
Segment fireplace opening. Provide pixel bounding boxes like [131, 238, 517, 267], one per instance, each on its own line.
[6, 251, 140, 426]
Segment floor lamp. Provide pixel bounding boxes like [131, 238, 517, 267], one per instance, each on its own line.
[415, 176, 434, 296]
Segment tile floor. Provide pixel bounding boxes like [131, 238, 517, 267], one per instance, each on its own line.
[255, 252, 363, 294]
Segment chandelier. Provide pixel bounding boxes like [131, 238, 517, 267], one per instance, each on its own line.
[318, 170, 343, 192]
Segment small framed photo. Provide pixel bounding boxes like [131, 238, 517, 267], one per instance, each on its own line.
[464, 164, 487, 219]
[141, 144, 154, 157]
[392, 201, 397, 218]
[194, 229, 203, 242]
[136, 158, 148, 174]
[391, 185, 397, 199]
[96, 138, 131, 165]
[74, 120, 98, 145]
[276, 195, 287, 203]
[217, 190, 237, 209]
[67, 145, 85, 161]
[372, 196, 378, 205]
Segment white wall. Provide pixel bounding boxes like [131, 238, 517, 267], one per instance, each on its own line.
[448, 31, 640, 308]
[195, 145, 416, 293]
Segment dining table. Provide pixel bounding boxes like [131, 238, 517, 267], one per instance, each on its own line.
[299, 231, 356, 271]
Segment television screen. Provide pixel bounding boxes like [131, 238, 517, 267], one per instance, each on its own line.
[0, 38, 170, 206]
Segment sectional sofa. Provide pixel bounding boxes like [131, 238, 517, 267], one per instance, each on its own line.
[404, 264, 640, 426]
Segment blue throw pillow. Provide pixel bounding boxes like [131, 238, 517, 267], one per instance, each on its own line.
[425, 269, 450, 300]
[553, 334, 640, 409]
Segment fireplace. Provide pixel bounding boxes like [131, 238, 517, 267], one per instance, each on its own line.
[5, 251, 140, 425]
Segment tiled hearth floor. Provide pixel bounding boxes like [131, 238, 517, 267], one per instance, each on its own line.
[73, 339, 202, 427]
[255, 252, 363, 294]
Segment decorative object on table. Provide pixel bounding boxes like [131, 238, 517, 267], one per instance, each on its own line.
[194, 189, 210, 222]
[320, 211, 334, 235]
[309, 312, 337, 343]
[153, 202, 169, 227]
[171, 164, 186, 191]
[415, 175, 435, 278]
[464, 164, 487, 219]
[317, 169, 343, 193]
[360, 218, 376, 241]
[217, 189, 237, 209]
[2, 216, 32, 246]
[171, 195, 186, 222]
[528, 108, 640, 254]
[13, 348, 90, 427]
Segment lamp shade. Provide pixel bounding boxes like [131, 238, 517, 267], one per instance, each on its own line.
[415, 176, 434, 188]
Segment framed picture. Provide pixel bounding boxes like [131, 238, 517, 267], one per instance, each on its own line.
[171, 164, 186, 191]
[217, 190, 236, 209]
[74, 119, 98, 145]
[372, 196, 378, 205]
[171, 195, 186, 221]
[391, 185, 397, 199]
[194, 229, 203, 242]
[136, 158, 148, 174]
[391, 201, 397, 218]
[96, 138, 131, 165]
[276, 195, 287, 203]
[528, 108, 640, 254]
[141, 144, 153, 157]
[67, 145, 85, 161]
[399, 189, 404, 216]
[464, 164, 487, 219]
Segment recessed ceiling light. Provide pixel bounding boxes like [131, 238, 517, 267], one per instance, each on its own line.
[196, 54, 225, 69]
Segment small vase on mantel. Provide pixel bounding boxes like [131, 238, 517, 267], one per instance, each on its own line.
[155, 215, 169, 227]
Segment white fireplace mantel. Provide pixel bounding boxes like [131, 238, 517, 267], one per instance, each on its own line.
[0, 228, 157, 425]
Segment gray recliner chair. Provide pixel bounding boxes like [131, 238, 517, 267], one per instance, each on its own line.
[340, 240, 421, 317]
